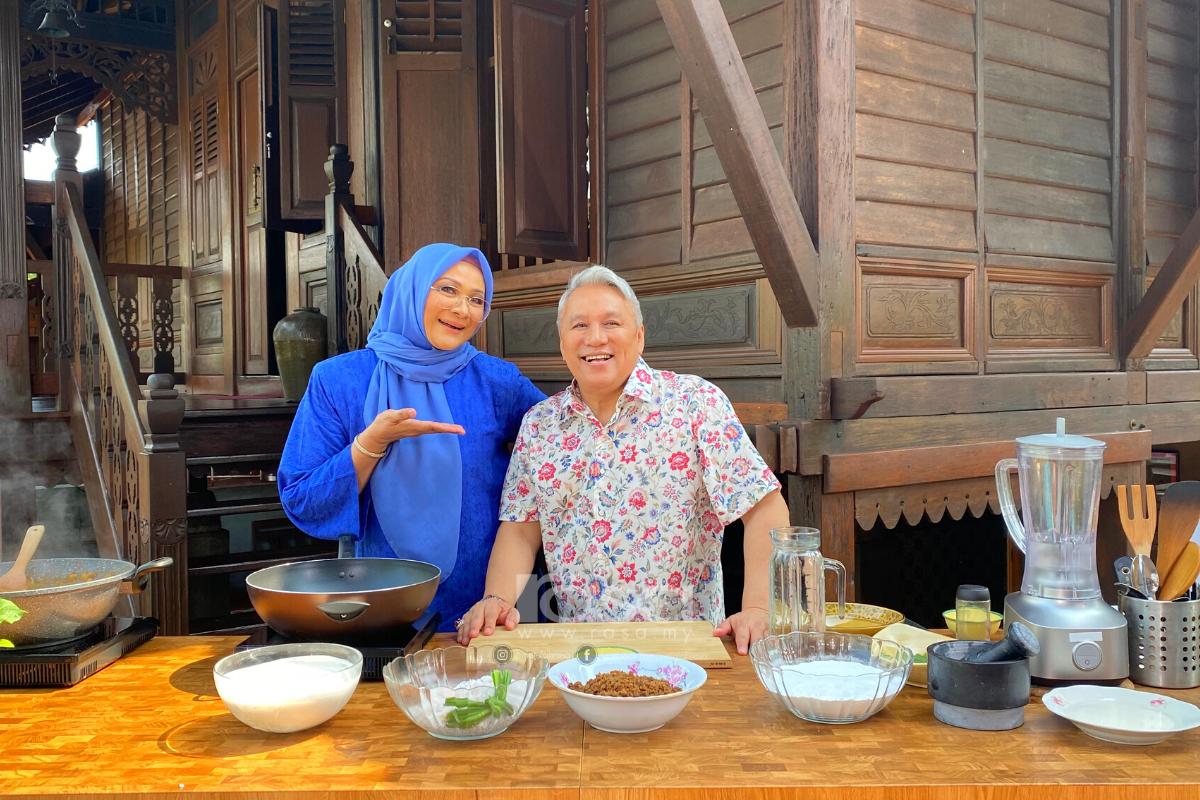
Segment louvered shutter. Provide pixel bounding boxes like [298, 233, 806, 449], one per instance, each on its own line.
[190, 95, 222, 264]
[262, 0, 344, 232]
[494, 0, 588, 261]
[392, 1, 463, 51]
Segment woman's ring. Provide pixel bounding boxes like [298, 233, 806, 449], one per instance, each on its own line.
[454, 617, 464, 629]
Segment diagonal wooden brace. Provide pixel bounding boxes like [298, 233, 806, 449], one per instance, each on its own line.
[1124, 207, 1200, 362]
[655, 0, 820, 327]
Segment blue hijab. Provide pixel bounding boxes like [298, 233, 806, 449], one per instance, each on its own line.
[364, 243, 493, 579]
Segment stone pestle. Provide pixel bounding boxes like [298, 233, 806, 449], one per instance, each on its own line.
[963, 621, 1041, 663]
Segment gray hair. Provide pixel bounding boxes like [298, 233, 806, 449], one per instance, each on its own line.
[556, 265, 643, 329]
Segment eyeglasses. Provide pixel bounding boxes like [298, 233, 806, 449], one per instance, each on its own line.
[430, 283, 490, 321]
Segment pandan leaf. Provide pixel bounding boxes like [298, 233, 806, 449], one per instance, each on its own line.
[0, 639, 11, 648]
[0, 599, 24, 625]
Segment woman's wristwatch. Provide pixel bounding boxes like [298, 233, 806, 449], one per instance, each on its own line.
[353, 435, 386, 459]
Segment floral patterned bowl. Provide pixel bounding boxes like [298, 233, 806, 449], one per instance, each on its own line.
[1043, 685, 1200, 745]
[551, 653, 707, 734]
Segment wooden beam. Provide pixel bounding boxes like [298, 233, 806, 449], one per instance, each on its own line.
[823, 431, 1152, 494]
[829, 377, 887, 420]
[1124, 207, 1200, 360]
[76, 88, 113, 127]
[654, 0, 820, 327]
[24, 180, 53, 205]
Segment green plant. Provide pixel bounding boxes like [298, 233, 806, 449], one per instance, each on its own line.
[0, 598, 26, 648]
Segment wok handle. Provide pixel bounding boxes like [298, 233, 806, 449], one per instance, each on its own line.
[128, 557, 174, 594]
[317, 600, 370, 622]
[338, 533, 356, 560]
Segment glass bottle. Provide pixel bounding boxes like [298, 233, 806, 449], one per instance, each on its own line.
[955, 584, 991, 641]
[768, 527, 847, 635]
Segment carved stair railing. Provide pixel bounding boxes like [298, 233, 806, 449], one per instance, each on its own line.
[326, 144, 388, 354]
[51, 116, 189, 634]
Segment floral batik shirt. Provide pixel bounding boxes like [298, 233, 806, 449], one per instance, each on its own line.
[499, 359, 780, 625]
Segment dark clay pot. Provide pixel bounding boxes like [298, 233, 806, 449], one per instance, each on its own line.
[273, 307, 327, 402]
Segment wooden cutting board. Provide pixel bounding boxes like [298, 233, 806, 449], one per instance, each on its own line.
[469, 621, 733, 668]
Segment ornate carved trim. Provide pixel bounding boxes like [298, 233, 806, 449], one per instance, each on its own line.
[20, 34, 177, 124]
[148, 517, 187, 546]
[0, 282, 27, 299]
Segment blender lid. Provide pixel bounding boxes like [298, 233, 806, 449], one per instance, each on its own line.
[1015, 418, 1106, 450]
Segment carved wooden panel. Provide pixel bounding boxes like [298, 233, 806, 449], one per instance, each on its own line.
[855, 258, 976, 366]
[194, 299, 223, 347]
[233, 1, 259, 70]
[984, 266, 1114, 370]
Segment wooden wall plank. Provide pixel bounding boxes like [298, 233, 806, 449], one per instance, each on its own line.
[984, 98, 1113, 158]
[607, 119, 682, 171]
[607, 83, 681, 139]
[607, 48, 681, 103]
[690, 216, 755, 259]
[983, 214, 1115, 261]
[1148, 132, 1199, 171]
[982, 0, 1110, 50]
[607, 19, 673, 69]
[608, 156, 681, 205]
[607, 193, 682, 240]
[855, 0, 976, 53]
[1148, 98, 1198, 140]
[694, 125, 785, 186]
[855, 71, 976, 131]
[986, 178, 1111, 226]
[983, 138, 1112, 192]
[693, 86, 782, 148]
[607, 0, 663, 38]
[1147, 201, 1198, 236]
[1148, 28, 1199, 69]
[983, 61, 1111, 120]
[984, 21, 1111, 86]
[1147, 62, 1197, 103]
[1147, 0, 1199, 38]
[857, 114, 977, 172]
[604, 229, 682, 268]
[1147, 371, 1200, 403]
[855, 24, 976, 92]
[693, 182, 742, 225]
[855, 159, 977, 209]
[1148, 165, 1200, 206]
[856, 201, 977, 250]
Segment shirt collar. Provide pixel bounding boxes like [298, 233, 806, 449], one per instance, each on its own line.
[561, 357, 655, 422]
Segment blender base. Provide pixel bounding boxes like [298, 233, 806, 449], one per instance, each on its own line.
[1004, 592, 1128, 685]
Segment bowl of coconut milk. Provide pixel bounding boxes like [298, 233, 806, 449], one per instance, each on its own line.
[750, 631, 912, 724]
[214, 643, 363, 733]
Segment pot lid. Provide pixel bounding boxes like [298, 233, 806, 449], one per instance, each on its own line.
[1015, 417, 1105, 451]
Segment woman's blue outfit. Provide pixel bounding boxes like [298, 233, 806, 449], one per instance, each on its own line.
[278, 244, 545, 632]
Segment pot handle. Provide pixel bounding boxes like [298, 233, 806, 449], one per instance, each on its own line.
[317, 600, 370, 622]
[128, 557, 174, 594]
[338, 533, 356, 560]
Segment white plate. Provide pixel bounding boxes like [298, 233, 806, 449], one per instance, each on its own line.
[1043, 685, 1200, 745]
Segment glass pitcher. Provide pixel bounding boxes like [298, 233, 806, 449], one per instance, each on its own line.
[994, 418, 1106, 601]
[768, 527, 847, 635]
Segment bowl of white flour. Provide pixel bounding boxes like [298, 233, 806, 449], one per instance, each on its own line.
[214, 643, 363, 733]
[750, 631, 912, 724]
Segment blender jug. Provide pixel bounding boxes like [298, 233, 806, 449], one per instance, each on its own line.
[995, 418, 1105, 601]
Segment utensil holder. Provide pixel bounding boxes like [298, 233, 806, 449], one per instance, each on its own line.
[1118, 593, 1200, 689]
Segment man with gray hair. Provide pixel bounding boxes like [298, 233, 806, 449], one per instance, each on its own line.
[457, 266, 789, 655]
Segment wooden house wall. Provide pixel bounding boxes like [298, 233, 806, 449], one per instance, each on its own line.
[97, 96, 185, 373]
[484, 0, 787, 403]
[1145, 0, 1200, 366]
[851, 0, 1128, 377]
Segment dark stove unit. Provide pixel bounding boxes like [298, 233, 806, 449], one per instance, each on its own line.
[0, 617, 159, 688]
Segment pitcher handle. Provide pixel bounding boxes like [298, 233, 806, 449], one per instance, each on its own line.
[995, 457, 1026, 553]
[824, 559, 847, 620]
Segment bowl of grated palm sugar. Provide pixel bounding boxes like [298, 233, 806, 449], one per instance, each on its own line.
[552, 653, 706, 734]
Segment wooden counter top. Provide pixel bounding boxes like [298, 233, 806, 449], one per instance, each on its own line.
[1, 632, 1199, 799]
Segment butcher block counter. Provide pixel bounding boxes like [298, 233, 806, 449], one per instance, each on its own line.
[2, 633, 1200, 800]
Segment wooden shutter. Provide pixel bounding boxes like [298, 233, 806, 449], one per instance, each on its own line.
[494, 0, 588, 261]
[189, 94, 222, 265]
[262, 0, 343, 233]
[392, 1, 464, 51]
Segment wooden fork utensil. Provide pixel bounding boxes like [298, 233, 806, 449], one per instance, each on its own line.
[1117, 485, 1158, 599]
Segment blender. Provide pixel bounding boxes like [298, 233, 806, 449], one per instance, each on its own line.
[995, 418, 1128, 685]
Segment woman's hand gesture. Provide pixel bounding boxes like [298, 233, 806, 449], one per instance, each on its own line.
[455, 595, 520, 645]
[361, 408, 465, 451]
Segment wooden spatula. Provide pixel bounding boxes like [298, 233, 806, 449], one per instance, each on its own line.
[1160, 542, 1200, 602]
[1117, 485, 1157, 557]
[1156, 481, 1200, 584]
[0, 525, 45, 592]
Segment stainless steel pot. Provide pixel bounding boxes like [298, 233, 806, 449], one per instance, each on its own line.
[246, 536, 440, 642]
[0, 557, 173, 647]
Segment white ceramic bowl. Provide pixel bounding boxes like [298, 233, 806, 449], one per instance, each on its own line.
[383, 645, 549, 741]
[750, 631, 912, 724]
[1043, 685, 1200, 745]
[551, 653, 707, 734]
[213, 643, 362, 733]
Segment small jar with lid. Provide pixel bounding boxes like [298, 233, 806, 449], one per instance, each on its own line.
[955, 584, 991, 641]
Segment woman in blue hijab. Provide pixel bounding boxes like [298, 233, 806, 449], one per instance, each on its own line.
[278, 244, 545, 632]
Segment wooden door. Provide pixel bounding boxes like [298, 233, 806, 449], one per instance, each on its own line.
[494, 0, 588, 261]
[379, 0, 481, 269]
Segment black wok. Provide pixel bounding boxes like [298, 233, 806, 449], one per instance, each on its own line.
[245, 535, 440, 641]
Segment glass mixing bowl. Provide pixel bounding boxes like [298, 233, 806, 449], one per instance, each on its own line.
[750, 631, 912, 724]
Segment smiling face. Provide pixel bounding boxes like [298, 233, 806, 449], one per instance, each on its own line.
[422, 259, 487, 350]
[559, 284, 644, 401]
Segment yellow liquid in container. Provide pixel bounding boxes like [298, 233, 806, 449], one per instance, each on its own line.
[955, 606, 991, 641]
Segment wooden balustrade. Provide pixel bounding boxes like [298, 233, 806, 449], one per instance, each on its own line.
[52, 114, 189, 634]
[327, 144, 389, 353]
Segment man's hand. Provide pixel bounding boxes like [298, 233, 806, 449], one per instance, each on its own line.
[362, 408, 465, 451]
[455, 595, 521, 645]
[713, 606, 770, 656]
